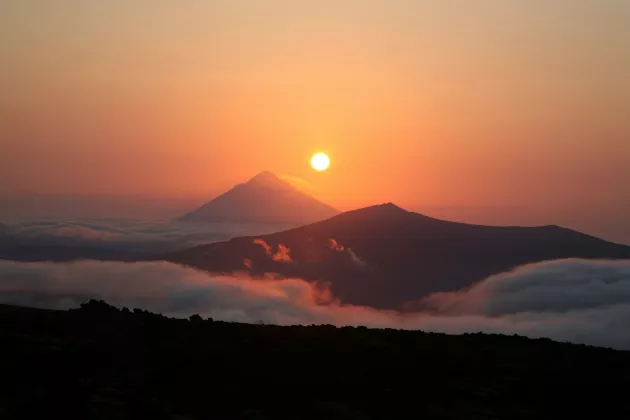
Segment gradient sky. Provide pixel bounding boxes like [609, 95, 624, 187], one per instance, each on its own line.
[1, 1, 629, 238]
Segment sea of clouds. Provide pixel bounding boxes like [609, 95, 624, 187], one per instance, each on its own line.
[0, 218, 293, 258]
[0, 258, 629, 349]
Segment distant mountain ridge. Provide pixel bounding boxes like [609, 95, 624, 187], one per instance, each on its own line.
[163, 203, 630, 310]
[178, 171, 339, 224]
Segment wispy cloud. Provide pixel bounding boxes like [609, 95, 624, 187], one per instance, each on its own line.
[252, 239, 272, 255]
[253, 239, 292, 263]
[328, 238, 365, 268]
[347, 248, 366, 269]
[272, 244, 292, 263]
[328, 238, 345, 251]
[278, 174, 312, 193]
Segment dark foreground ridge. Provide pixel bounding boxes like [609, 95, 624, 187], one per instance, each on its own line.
[1, 300, 629, 419]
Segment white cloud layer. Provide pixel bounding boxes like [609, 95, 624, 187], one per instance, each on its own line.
[1, 259, 630, 349]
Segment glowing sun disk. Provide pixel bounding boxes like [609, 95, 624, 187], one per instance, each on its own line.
[311, 153, 330, 171]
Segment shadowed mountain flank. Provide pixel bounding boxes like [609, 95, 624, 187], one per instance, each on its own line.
[163, 203, 630, 310]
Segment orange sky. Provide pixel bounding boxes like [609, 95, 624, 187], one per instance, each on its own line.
[1, 1, 629, 226]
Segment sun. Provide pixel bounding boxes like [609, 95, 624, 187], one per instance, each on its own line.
[310, 153, 330, 171]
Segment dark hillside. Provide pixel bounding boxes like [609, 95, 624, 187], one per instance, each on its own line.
[0, 301, 629, 419]
[165, 203, 630, 309]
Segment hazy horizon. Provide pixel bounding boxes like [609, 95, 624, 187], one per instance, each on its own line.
[1, 190, 628, 245]
[2, 1, 629, 233]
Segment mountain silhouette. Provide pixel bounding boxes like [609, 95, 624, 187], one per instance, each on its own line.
[163, 203, 630, 310]
[178, 171, 338, 224]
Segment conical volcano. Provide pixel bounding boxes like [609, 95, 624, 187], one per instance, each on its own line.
[178, 171, 339, 224]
